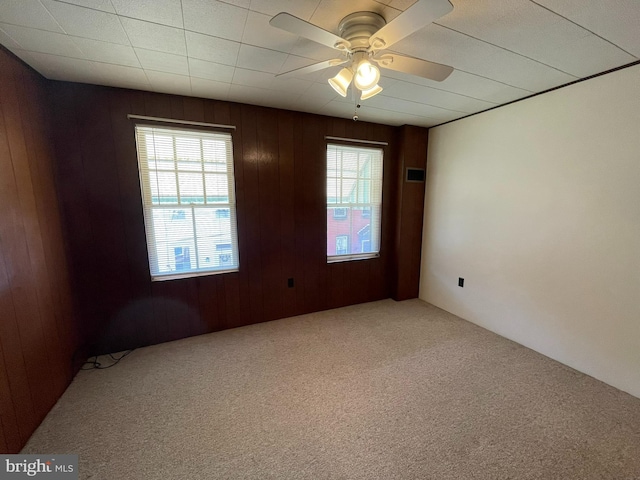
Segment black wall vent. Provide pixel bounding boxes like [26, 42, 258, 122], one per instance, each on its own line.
[406, 168, 425, 182]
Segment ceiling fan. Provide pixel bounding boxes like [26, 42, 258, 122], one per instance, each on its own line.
[269, 0, 455, 101]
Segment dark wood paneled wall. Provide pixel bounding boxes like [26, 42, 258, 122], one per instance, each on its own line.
[49, 82, 424, 355]
[0, 49, 79, 453]
[0, 49, 428, 451]
[392, 125, 429, 301]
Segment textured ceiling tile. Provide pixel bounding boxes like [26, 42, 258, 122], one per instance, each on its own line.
[232, 67, 312, 94]
[0, 0, 64, 33]
[232, 67, 284, 88]
[381, 68, 532, 104]
[182, 0, 249, 42]
[535, 33, 636, 78]
[7, 48, 35, 65]
[0, 23, 86, 58]
[376, 74, 400, 90]
[387, 0, 423, 13]
[249, 0, 320, 20]
[393, 24, 502, 72]
[185, 31, 240, 66]
[437, 0, 565, 40]
[269, 77, 313, 94]
[292, 99, 335, 117]
[467, 48, 577, 91]
[364, 93, 465, 120]
[432, 0, 504, 31]
[319, 99, 439, 127]
[503, 21, 589, 70]
[110, 0, 184, 28]
[436, 70, 532, 104]
[363, 94, 441, 118]
[241, 10, 297, 53]
[227, 84, 301, 109]
[188, 58, 235, 83]
[217, 0, 251, 8]
[363, 109, 438, 128]
[437, 1, 635, 77]
[319, 99, 362, 121]
[91, 62, 150, 87]
[92, 78, 148, 91]
[190, 77, 231, 100]
[72, 37, 140, 67]
[20, 61, 60, 79]
[41, 0, 129, 45]
[332, 84, 451, 119]
[58, 0, 116, 13]
[120, 17, 187, 56]
[27, 51, 97, 80]
[236, 44, 288, 74]
[134, 48, 189, 75]
[383, 80, 496, 113]
[304, 82, 339, 100]
[380, 4, 403, 24]
[146, 70, 192, 94]
[534, 0, 640, 57]
[304, 80, 339, 101]
[0, 25, 24, 51]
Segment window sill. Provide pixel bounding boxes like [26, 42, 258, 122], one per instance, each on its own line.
[327, 253, 379, 264]
[151, 267, 238, 282]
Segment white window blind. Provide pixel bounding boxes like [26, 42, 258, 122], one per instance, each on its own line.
[135, 125, 239, 280]
[327, 143, 383, 262]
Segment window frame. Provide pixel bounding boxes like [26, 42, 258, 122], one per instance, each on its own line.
[333, 207, 348, 219]
[134, 123, 240, 281]
[326, 141, 384, 264]
[336, 235, 349, 255]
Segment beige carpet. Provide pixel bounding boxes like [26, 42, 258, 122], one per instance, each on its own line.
[23, 299, 640, 479]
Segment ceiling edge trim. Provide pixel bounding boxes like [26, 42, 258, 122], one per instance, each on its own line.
[430, 59, 640, 130]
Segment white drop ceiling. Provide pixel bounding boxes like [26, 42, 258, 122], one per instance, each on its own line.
[1, 0, 638, 127]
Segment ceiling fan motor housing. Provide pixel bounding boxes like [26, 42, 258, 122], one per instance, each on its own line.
[338, 12, 386, 51]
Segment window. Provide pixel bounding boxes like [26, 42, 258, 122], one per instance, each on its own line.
[135, 125, 239, 280]
[327, 143, 383, 262]
[358, 225, 371, 253]
[336, 235, 349, 255]
[171, 209, 186, 220]
[333, 207, 348, 219]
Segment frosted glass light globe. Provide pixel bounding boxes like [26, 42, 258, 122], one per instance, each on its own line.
[354, 60, 380, 91]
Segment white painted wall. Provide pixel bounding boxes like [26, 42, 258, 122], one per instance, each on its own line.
[420, 64, 640, 398]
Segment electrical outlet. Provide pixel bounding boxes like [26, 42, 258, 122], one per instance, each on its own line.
[458, 277, 464, 287]
[287, 278, 294, 288]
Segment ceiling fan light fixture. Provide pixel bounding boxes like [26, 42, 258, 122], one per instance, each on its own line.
[360, 84, 383, 100]
[328, 68, 353, 97]
[353, 59, 380, 91]
[270, 3, 457, 111]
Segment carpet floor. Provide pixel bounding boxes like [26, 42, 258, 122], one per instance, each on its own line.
[23, 299, 640, 479]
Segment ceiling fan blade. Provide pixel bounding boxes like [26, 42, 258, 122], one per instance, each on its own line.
[270, 13, 351, 51]
[369, 0, 453, 51]
[276, 59, 348, 78]
[373, 53, 453, 82]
